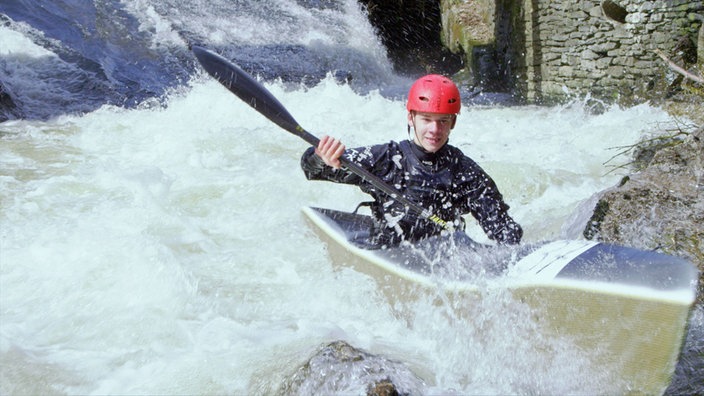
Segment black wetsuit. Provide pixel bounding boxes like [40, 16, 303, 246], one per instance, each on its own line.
[301, 139, 523, 246]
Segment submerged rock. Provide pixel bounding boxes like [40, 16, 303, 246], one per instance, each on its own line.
[277, 341, 425, 396]
[0, 79, 21, 122]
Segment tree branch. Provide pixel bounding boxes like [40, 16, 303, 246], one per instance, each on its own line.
[654, 49, 704, 84]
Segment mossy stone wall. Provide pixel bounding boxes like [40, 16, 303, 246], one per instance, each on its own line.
[361, 0, 701, 103]
[519, 0, 702, 103]
[439, 0, 702, 103]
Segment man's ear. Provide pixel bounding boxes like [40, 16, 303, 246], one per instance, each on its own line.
[407, 111, 414, 127]
[450, 114, 457, 129]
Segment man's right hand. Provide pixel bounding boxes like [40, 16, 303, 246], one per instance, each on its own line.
[315, 135, 346, 169]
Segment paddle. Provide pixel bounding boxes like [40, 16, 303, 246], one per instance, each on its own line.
[191, 45, 451, 231]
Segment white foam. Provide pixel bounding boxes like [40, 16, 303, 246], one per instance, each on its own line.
[0, 25, 56, 57]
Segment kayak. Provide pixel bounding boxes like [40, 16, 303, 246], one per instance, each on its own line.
[302, 206, 699, 394]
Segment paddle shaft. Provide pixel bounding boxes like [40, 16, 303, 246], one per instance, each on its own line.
[191, 46, 450, 231]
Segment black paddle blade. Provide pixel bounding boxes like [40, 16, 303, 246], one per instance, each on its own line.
[192, 46, 316, 144]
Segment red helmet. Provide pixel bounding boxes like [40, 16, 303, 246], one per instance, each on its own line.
[406, 74, 461, 114]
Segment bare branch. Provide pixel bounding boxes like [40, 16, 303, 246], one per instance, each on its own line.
[654, 49, 704, 84]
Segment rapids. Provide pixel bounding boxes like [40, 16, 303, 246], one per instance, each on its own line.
[1, 0, 701, 394]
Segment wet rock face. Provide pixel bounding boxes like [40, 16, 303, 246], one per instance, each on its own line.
[700, 19, 704, 70]
[277, 341, 425, 395]
[0, 80, 21, 122]
[585, 125, 704, 299]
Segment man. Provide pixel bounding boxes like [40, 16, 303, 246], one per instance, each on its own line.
[300, 74, 522, 247]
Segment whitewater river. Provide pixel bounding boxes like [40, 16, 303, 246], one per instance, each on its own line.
[1, 0, 701, 394]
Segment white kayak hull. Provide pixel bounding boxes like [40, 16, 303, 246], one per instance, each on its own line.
[302, 206, 698, 394]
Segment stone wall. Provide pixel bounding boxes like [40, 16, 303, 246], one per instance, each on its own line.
[438, 0, 702, 103]
[521, 0, 703, 103]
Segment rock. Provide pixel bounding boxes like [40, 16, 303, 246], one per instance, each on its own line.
[698, 14, 704, 71]
[584, 124, 704, 301]
[0, 79, 21, 122]
[441, 0, 495, 51]
[276, 341, 425, 395]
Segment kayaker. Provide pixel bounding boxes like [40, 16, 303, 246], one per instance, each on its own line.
[300, 74, 523, 247]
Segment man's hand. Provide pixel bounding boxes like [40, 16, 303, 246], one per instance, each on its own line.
[315, 135, 346, 169]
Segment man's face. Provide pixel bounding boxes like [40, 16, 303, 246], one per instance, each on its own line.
[408, 111, 455, 153]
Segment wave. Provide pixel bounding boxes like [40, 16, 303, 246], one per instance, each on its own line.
[0, 0, 399, 122]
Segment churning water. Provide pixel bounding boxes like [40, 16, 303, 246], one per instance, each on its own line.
[1, 0, 701, 394]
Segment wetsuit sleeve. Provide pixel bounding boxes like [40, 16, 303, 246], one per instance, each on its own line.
[460, 161, 523, 245]
[300, 146, 363, 185]
[470, 187, 523, 245]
